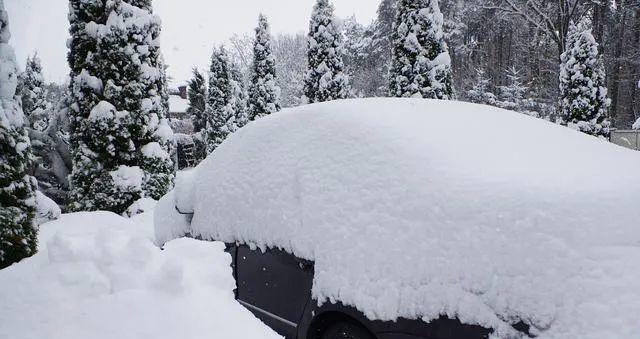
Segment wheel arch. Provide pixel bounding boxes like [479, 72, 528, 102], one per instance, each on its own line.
[303, 308, 378, 339]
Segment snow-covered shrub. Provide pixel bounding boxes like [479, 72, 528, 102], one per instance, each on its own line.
[559, 15, 610, 137]
[633, 118, 640, 130]
[0, 0, 38, 268]
[248, 14, 280, 120]
[303, 0, 350, 103]
[67, 0, 174, 214]
[389, 0, 454, 99]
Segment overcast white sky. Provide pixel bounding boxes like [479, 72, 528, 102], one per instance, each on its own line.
[5, 0, 378, 85]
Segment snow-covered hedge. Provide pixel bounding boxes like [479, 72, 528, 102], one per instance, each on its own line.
[157, 98, 640, 338]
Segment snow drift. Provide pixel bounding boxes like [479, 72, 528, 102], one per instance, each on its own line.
[157, 98, 640, 338]
[0, 212, 281, 339]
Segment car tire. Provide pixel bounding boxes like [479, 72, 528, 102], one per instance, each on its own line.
[321, 321, 375, 339]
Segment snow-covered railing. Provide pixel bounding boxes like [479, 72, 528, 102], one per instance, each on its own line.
[610, 130, 640, 151]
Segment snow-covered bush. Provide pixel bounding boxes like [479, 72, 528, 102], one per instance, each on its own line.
[303, 0, 350, 103]
[559, 16, 610, 136]
[67, 0, 174, 214]
[0, 0, 38, 269]
[633, 117, 640, 130]
[389, 0, 454, 99]
[248, 14, 280, 120]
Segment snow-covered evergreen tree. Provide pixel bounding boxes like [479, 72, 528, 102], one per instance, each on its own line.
[187, 68, 208, 133]
[467, 68, 496, 105]
[248, 14, 280, 120]
[18, 54, 51, 131]
[206, 46, 236, 153]
[389, 0, 454, 99]
[303, 0, 350, 103]
[230, 62, 249, 128]
[498, 66, 527, 112]
[0, 0, 38, 268]
[67, 0, 174, 214]
[559, 15, 610, 136]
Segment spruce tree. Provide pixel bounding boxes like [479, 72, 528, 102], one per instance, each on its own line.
[303, 0, 350, 103]
[0, 0, 38, 269]
[248, 14, 280, 120]
[67, 0, 174, 214]
[467, 68, 497, 106]
[498, 66, 527, 112]
[187, 68, 208, 133]
[389, 0, 454, 99]
[206, 46, 236, 153]
[559, 16, 610, 136]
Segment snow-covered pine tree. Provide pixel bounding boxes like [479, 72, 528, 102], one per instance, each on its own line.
[342, 16, 370, 98]
[0, 0, 38, 269]
[467, 68, 497, 105]
[559, 15, 610, 136]
[206, 46, 236, 153]
[498, 66, 527, 112]
[248, 14, 280, 120]
[67, 0, 174, 214]
[17, 59, 70, 206]
[187, 68, 208, 133]
[303, 0, 350, 103]
[230, 62, 249, 128]
[18, 54, 51, 131]
[389, 0, 454, 99]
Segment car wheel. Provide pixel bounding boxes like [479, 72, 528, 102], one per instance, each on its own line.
[321, 321, 374, 339]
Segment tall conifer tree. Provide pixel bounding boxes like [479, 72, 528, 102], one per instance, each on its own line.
[206, 46, 236, 153]
[67, 0, 174, 214]
[389, 0, 454, 99]
[559, 16, 610, 136]
[187, 68, 208, 133]
[303, 0, 349, 103]
[248, 14, 280, 120]
[0, 0, 38, 268]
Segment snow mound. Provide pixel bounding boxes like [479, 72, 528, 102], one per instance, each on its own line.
[0, 212, 280, 339]
[163, 98, 640, 338]
[35, 190, 61, 223]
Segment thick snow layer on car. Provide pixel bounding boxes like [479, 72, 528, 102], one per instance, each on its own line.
[0, 212, 280, 339]
[164, 98, 640, 338]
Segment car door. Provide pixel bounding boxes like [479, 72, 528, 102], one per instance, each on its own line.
[236, 244, 314, 338]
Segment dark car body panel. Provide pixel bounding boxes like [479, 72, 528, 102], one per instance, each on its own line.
[225, 243, 496, 339]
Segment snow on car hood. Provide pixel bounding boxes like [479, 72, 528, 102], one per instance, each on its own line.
[160, 98, 640, 338]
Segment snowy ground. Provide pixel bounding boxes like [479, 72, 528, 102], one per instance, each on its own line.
[0, 211, 281, 339]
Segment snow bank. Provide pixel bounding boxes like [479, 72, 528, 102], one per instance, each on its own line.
[0, 212, 280, 339]
[167, 98, 640, 338]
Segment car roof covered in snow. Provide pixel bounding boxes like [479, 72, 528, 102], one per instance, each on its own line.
[156, 98, 640, 338]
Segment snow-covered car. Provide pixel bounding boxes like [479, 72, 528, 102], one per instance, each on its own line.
[155, 98, 640, 339]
